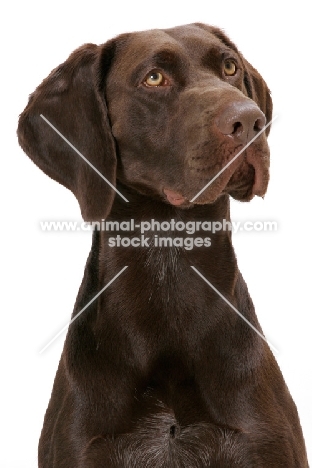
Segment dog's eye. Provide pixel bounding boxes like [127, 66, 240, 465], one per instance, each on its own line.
[223, 59, 237, 76]
[144, 70, 169, 87]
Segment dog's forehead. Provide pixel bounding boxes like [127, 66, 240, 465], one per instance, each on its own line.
[112, 24, 230, 70]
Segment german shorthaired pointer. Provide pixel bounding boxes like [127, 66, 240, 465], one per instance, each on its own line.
[18, 23, 308, 467]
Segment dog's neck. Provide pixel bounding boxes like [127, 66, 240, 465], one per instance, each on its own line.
[97, 188, 239, 304]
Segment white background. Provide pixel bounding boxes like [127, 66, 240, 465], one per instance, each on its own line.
[1, 1, 311, 466]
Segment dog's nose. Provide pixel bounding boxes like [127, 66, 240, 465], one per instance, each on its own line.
[215, 101, 266, 143]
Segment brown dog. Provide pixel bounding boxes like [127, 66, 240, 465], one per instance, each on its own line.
[18, 23, 308, 467]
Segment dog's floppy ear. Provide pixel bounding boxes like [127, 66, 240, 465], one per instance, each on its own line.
[18, 41, 118, 221]
[243, 60, 273, 136]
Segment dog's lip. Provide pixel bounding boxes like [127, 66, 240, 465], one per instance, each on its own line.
[245, 153, 268, 197]
[163, 188, 187, 206]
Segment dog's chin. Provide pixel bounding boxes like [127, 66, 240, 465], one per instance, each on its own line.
[163, 189, 188, 206]
[162, 171, 257, 207]
[163, 188, 222, 208]
[163, 188, 206, 208]
[163, 178, 266, 208]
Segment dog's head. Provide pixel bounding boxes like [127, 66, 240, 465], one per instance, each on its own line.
[18, 23, 272, 220]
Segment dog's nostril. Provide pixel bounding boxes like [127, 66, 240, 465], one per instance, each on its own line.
[254, 117, 265, 132]
[232, 121, 243, 135]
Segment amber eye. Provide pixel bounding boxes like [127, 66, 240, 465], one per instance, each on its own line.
[223, 59, 237, 76]
[144, 71, 166, 87]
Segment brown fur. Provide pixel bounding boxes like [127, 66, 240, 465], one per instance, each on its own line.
[18, 23, 308, 467]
